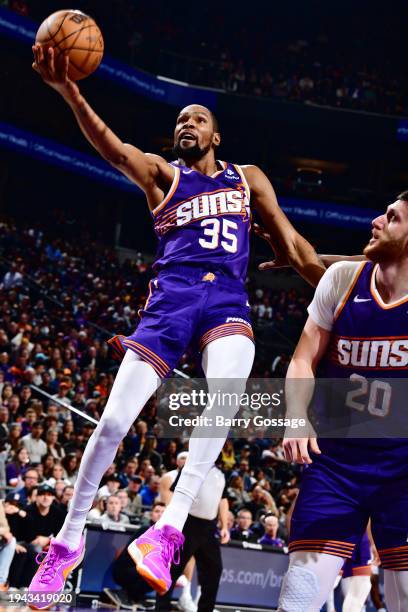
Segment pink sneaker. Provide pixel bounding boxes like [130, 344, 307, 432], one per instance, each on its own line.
[28, 536, 85, 610]
[128, 524, 184, 595]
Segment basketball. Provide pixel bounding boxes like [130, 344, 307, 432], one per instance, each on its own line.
[35, 9, 104, 81]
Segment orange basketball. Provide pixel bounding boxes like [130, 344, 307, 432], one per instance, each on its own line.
[35, 9, 104, 81]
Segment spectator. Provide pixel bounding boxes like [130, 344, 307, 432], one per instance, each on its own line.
[59, 485, 74, 511]
[1, 383, 14, 407]
[59, 420, 74, 448]
[9, 423, 22, 453]
[258, 514, 285, 548]
[124, 475, 143, 517]
[0, 498, 17, 589]
[221, 439, 236, 472]
[230, 509, 256, 542]
[88, 497, 106, 521]
[41, 453, 56, 479]
[237, 459, 254, 491]
[226, 475, 251, 509]
[45, 428, 65, 460]
[46, 460, 64, 483]
[99, 494, 130, 526]
[1, 262, 23, 290]
[245, 485, 278, 517]
[15, 468, 40, 507]
[6, 446, 30, 488]
[118, 458, 139, 488]
[21, 421, 47, 464]
[116, 489, 134, 519]
[97, 474, 121, 499]
[20, 407, 37, 437]
[161, 440, 178, 471]
[0, 408, 9, 442]
[138, 434, 162, 473]
[139, 474, 160, 508]
[61, 453, 78, 484]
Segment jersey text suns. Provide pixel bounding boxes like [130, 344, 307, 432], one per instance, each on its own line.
[176, 190, 250, 226]
[330, 336, 408, 369]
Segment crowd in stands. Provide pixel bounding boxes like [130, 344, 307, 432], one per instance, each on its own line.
[0, 217, 303, 589]
[7, 0, 407, 116]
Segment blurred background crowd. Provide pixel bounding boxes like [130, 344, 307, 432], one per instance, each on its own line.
[6, 0, 408, 116]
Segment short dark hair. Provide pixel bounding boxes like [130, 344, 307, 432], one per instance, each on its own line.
[210, 111, 219, 133]
[152, 501, 166, 510]
[397, 190, 408, 202]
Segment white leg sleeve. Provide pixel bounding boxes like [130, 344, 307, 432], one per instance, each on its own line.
[342, 575, 371, 611]
[156, 335, 255, 531]
[384, 570, 408, 612]
[56, 351, 159, 549]
[277, 551, 345, 612]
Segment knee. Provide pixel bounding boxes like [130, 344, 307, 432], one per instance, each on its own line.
[96, 413, 129, 444]
[278, 565, 320, 612]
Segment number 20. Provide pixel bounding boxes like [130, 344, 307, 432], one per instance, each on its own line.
[345, 373, 392, 417]
[199, 219, 238, 253]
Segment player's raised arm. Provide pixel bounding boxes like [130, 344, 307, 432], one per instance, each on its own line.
[32, 45, 172, 198]
[243, 165, 326, 286]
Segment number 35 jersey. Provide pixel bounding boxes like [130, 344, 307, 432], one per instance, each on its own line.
[152, 161, 251, 284]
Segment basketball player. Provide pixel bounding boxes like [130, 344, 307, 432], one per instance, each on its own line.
[277, 192, 408, 611]
[29, 45, 325, 606]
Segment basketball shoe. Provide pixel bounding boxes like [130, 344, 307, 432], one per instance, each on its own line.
[27, 536, 85, 610]
[128, 524, 184, 595]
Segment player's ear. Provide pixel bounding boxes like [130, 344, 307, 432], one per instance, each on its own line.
[212, 132, 221, 148]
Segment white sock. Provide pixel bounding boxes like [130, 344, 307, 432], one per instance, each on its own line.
[181, 579, 192, 600]
[342, 575, 371, 611]
[156, 335, 255, 531]
[384, 570, 408, 612]
[55, 351, 159, 549]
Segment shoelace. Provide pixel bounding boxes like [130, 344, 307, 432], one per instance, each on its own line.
[35, 550, 59, 584]
[160, 533, 183, 567]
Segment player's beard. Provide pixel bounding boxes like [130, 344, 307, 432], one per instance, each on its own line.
[173, 141, 212, 161]
[363, 235, 406, 263]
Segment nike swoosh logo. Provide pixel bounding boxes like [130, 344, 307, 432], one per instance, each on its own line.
[182, 169, 193, 174]
[353, 295, 372, 303]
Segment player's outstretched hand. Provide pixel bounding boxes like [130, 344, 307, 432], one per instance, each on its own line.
[32, 44, 80, 102]
[283, 437, 321, 464]
[253, 223, 291, 271]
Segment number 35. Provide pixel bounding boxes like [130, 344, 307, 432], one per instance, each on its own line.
[199, 219, 238, 253]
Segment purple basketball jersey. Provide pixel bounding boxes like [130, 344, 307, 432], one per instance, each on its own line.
[320, 260, 408, 453]
[324, 261, 408, 378]
[152, 161, 251, 283]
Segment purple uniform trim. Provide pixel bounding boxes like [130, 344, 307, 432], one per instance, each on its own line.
[342, 532, 371, 578]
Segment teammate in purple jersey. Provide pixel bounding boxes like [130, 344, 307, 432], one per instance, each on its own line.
[278, 192, 408, 612]
[29, 45, 326, 605]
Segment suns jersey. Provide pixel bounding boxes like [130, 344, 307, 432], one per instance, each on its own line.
[151, 160, 251, 283]
[309, 260, 408, 455]
[320, 261, 408, 377]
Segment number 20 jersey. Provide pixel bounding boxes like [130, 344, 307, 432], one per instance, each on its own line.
[152, 161, 251, 283]
[320, 260, 408, 457]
